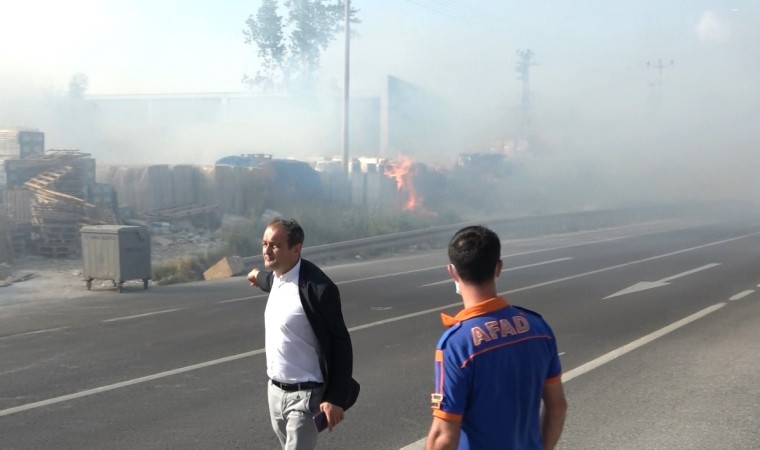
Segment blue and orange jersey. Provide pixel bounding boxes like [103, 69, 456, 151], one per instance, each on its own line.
[431, 297, 562, 450]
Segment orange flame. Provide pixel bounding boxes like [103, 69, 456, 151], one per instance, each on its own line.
[384, 155, 421, 210]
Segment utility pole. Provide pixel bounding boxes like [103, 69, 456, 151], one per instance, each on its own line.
[515, 49, 536, 137]
[646, 58, 674, 111]
[341, 0, 351, 176]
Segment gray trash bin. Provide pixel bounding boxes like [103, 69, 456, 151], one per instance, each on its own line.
[80, 225, 151, 292]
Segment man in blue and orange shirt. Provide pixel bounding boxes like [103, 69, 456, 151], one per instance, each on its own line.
[425, 225, 567, 450]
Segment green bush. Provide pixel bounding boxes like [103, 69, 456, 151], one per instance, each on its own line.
[151, 246, 229, 285]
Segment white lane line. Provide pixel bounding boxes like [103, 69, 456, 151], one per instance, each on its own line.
[729, 290, 754, 301]
[4, 230, 754, 418]
[398, 302, 728, 450]
[0, 304, 459, 418]
[0, 302, 466, 418]
[219, 294, 267, 304]
[500, 231, 760, 296]
[370, 233, 760, 330]
[0, 349, 265, 418]
[420, 257, 573, 288]
[348, 305, 456, 332]
[0, 278, 739, 419]
[336, 265, 451, 285]
[102, 309, 183, 323]
[321, 224, 701, 286]
[342, 227, 757, 288]
[502, 257, 573, 271]
[562, 303, 725, 381]
[497, 223, 696, 258]
[0, 327, 70, 341]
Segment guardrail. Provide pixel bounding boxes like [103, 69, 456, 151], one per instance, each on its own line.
[241, 203, 693, 270]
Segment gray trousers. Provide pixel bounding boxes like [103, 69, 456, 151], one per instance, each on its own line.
[267, 381, 325, 450]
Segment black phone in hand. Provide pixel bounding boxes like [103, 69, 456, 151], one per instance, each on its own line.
[313, 411, 328, 432]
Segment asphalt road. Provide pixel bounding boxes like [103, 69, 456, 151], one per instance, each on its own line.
[1, 215, 759, 449]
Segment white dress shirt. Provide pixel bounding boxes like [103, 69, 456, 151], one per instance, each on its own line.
[264, 259, 324, 383]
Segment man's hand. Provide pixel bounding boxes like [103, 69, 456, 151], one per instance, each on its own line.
[425, 416, 460, 450]
[247, 268, 260, 287]
[319, 402, 345, 431]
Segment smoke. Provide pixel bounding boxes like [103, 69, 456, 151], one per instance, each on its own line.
[696, 11, 730, 43]
[2, 2, 758, 214]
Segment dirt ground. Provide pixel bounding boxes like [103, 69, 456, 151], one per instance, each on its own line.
[0, 229, 231, 306]
[0, 255, 99, 305]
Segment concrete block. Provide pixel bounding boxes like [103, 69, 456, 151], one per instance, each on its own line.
[203, 255, 245, 280]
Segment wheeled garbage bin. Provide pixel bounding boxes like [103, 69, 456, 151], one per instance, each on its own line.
[80, 225, 151, 292]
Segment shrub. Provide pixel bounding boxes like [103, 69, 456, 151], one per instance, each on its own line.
[151, 202, 463, 285]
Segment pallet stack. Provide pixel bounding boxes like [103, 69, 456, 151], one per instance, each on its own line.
[11, 152, 118, 258]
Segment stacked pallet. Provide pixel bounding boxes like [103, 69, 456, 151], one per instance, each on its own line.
[6, 152, 119, 258]
[25, 185, 101, 258]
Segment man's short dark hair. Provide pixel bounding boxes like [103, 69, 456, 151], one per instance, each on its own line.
[448, 225, 501, 284]
[269, 218, 305, 248]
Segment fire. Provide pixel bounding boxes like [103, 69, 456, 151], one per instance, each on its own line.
[383, 155, 421, 210]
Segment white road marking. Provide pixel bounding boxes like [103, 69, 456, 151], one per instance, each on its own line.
[0, 349, 265, 418]
[420, 257, 573, 288]
[0, 270, 743, 420]
[561, 303, 725, 382]
[501, 231, 760, 296]
[604, 263, 721, 299]
[348, 305, 455, 331]
[0, 301, 467, 418]
[310, 223, 698, 287]
[0, 327, 70, 341]
[729, 290, 754, 301]
[219, 294, 266, 304]
[4, 228, 755, 420]
[398, 302, 728, 450]
[102, 309, 183, 323]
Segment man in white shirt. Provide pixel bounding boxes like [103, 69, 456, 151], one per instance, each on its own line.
[249, 219, 359, 450]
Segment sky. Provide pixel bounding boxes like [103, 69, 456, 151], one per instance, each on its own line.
[0, 0, 754, 96]
[1, 0, 759, 205]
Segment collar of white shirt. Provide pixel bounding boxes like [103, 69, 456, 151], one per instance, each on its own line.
[274, 259, 301, 288]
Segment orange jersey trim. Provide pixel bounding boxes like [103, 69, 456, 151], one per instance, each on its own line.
[440, 297, 510, 327]
[432, 409, 463, 423]
[546, 374, 563, 384]
[459, 334, 554, 368]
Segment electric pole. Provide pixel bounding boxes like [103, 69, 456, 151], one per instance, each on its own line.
[515, 49, 536, 137]
[341, 0, 351, 175]
[646, 58, 674, 111]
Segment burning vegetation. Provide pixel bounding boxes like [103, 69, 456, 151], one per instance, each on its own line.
[383, 155, 420, 211]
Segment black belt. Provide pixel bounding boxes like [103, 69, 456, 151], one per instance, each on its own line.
[271, 379, 324, 392]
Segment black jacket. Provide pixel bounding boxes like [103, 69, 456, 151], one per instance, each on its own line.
[256, 258, 360, 410]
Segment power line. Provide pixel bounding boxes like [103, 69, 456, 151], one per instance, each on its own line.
[516, 49, 537, 135]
